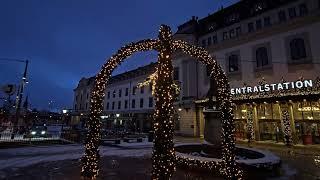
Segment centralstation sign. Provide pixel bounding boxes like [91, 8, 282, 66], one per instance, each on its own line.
[231, 80, 313, 95]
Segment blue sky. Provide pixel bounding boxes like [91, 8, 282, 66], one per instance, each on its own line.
[0, 0, 239, 110]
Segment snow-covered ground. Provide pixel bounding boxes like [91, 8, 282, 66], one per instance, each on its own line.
[0, 144, 152, 170]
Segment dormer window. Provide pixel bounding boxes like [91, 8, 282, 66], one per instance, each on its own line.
[252, 2, 267, 13]
[225, 13, 239, 24]
[208, 23, 217, 31]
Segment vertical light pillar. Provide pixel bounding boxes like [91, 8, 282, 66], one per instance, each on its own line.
[152, 25, 176, 179]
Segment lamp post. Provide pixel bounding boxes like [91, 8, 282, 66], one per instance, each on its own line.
[0, 58, 29, 138]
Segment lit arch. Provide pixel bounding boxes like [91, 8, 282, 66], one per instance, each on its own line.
[81, 25, 242, 180]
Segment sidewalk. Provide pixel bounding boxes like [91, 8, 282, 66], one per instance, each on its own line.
[236, 139, 320, 156]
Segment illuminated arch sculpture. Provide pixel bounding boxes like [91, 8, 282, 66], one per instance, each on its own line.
[81, 25, 242, 179]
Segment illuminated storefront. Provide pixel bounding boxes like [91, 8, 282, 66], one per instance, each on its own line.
[232, 78, 320, 145]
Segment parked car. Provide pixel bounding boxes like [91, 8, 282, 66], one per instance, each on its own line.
[26, 126, 48, 138]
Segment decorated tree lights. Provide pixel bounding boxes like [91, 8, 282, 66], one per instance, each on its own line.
[246, 109, 255, 145]
[282, 110, 293, 146]
[81, 25, 242, 179]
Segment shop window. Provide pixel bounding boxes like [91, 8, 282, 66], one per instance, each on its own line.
[233, 104, 247, 119]
[256, 19, 262, 30]
[278, 10, 287, 23]
[256, 47, 269, 67]
[290, 38, 307, 60]
[299, 3, 308, 16]
[264, 16, 271, 27]
[228, 54, 239, 72]
[248, 22, 254, 32]
[288, 7, 297, 18]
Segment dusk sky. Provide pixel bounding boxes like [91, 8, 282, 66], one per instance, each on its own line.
[0, 0, 239, 111]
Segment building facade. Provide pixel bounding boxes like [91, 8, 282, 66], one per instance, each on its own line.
[73, 63, 156, 133]
[173, 0, 320, 145]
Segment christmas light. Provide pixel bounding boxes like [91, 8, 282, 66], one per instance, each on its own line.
[81, 25, 242, 179]
[282, 110, 292, 146]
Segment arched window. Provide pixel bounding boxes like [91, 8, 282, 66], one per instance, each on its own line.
[290, 38, 306, 60]
[229, 55, 239, 72]
[256, 47, 269, 67]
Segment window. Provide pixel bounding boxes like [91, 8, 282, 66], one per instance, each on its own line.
[118, 101, 121, 109]
[229, 29, 235, 38]
[140, 98, 144, 108]
[256, 19, 262, 30]
[256, 47, 269, 67]
[278, 11, 286, 22]
[223, 32, 228, 40]
[132, 86, 136, 95]
[288, 7, 297, 18]
[140, 87, 144, 94]
[132, 99, 136, 108]
[112, 102, 115, 110]
[201, 39, 206, 47]
[207, 37, 212, 46]
[124, 100, 128, 109]
[228, 55, 239, 72]
[86, 93, 89, 99]
[236, 27, 241, 37]
[125, 88, 129, 96]
[86, 103, 88, 110]
[264, 17, 271, 27]
[290, 38, 307, 60]
[107, 92, 110, 99]
[248, 22, 254, 33]
[149, 97, 153, 107]
[106, 102, 109, 110]
[80, 94, 82, 101]
[149, 83, 153, 92]
[299, 3, 308, 16]
[212, 35, 217, 44]
[75, 104, 77, 110]
[173, 67, 179, 80]
[113, 90, 116, 98]
[119, 89, 122, 97]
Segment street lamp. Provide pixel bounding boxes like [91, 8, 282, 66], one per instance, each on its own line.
[0, 58, 29, 138]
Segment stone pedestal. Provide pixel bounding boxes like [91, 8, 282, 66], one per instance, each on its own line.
[203, 109, 222, 147]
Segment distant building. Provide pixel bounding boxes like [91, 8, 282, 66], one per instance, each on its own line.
[173, 0, 320, 145]
[73, 0, 320, 145]
[72, 62, 157, 132]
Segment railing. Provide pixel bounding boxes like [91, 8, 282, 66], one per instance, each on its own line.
[0, 126, 85, 145]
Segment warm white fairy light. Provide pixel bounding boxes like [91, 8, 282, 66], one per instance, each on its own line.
[282, 110, 293, 146]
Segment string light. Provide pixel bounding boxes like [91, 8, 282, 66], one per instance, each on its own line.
[246, 108, 254, 143]
[81, 25, 242, 180]
[282, 110, 293, 146]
